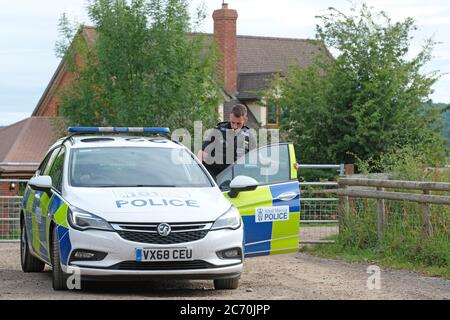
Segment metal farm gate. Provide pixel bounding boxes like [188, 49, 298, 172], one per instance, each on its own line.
[0, 163, 39, 243]
[298, 164, 343, 244]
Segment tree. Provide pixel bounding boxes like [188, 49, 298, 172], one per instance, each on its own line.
[56, 0, 222, 131]
[267, 4, 447, 166]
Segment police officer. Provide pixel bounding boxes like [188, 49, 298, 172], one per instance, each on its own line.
[197, 104, 256, 180]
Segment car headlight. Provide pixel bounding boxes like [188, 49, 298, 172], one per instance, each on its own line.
[211, 206, 242, 231]
[67, 207, 114, 232]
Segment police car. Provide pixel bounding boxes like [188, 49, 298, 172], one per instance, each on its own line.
[20, 127, 300, 291]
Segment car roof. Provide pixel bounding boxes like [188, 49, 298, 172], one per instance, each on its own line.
[51, 135, 185, 150]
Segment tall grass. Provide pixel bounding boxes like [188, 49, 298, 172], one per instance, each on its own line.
[309, 146, 450, 278]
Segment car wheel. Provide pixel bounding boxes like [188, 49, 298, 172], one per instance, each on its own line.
[51, 228, 68, 291]
[20, 223, 45, 273]
[214, 276, 240, 290]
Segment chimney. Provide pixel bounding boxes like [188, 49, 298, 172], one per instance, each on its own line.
[213, 3, 238, 95]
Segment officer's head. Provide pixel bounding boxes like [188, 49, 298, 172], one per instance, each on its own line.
[230, 104, 248, 131]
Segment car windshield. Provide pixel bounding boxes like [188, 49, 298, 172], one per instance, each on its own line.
[70, 147, 213, 188]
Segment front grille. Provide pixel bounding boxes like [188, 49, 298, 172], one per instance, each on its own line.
[111, 222, 212, 245]
[117, 230, 209, 244]
[110, 260, 214, 270]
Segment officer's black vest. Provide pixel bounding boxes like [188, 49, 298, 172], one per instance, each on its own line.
[215, 121, 251, 163]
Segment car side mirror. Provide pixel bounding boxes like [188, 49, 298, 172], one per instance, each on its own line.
[228, 176, 258, 198]
[219, 179, 231, 191]
[29, 176, 53, 195]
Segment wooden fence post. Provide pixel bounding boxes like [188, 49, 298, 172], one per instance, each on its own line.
[344, 164, 355, 175]
[422, 190, 433, 238]
[338, 180, 348, 230]
[376, 187, 385, 241]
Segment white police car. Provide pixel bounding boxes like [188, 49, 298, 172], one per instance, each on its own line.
[21, 127, 301, 291]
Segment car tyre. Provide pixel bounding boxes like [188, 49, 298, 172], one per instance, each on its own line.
[20, 223, 45, 273]
[51, 228, 68, 291]
[214, 276, 240, 290]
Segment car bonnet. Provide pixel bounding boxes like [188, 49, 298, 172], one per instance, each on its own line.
[63, 186, 232, 223]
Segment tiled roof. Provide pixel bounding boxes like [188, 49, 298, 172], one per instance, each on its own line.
[0, 117, 54, 173]
[196, 33, 328, 74]
[236, 35, 327, 74]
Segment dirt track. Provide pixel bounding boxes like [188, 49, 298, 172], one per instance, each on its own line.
[0, 243, 448, 300]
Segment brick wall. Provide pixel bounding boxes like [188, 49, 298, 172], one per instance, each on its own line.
[213, 3, 238, 95]
[0, 181, 19, 197]
[35, 64, 75, 117]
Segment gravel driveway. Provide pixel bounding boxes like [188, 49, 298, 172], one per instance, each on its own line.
[0, 243, 448, 300]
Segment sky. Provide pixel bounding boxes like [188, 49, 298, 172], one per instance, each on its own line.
[1, 0, 449, 126]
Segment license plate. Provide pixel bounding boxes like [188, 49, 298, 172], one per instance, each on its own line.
[135, 248, 193, 262]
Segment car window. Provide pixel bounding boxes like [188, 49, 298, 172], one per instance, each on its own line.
[48, 147, 66, 192]
[36, 149, 55, 176]
[216, 144, 291, 190]
[69, 147, 213, 188]
[216, 165, 233, 191]
[37, 147, 60, 176]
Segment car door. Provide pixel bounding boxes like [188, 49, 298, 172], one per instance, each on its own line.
[42, 146, 66, 260]
[23, 146, 60, 261]
[216, 143, 300, 257]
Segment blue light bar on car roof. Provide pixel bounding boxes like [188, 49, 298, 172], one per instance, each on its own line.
[68, 127, 170, 134]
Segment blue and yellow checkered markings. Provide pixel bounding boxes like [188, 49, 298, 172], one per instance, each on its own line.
[57, 226, 71, 266]
[48, 194, 63, 217]
[31, 191, 44, 253]
[25, 211, 33, 245]
[22, 188, 31, 209]
[224, 186, 273, 257]
[242, 215, 273, 257]
[38, 218, 48, 257]
[54, 203, 69, 228]
[47, 193, 69, 228]
[238, 181, 301, 257]
[25, 189, 34, 213]
[31, 191, 42, 213]
[27, 190, 72, 265]
[269, 182, 301, 255]
[22, 188, 34, 242]
[47, 194, 71, 265]
[270, 182, 300, 211]
[38, 193, 51, 258]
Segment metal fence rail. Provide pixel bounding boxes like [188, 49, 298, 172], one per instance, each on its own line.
[0, 195, 21, 242]
[0, 163, 38, 243]
[298, 164, 344, 244]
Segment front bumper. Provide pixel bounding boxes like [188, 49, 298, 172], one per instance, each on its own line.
[62, 225, 244, 279]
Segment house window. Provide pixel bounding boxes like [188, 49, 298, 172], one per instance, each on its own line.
[266, 104, 279, 128]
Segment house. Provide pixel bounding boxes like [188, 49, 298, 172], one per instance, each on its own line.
[0, 117, 54, 195]
[0, 3, 329, 183]
[32, 3, 329, 126]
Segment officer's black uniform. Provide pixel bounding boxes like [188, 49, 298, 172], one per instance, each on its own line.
[201, 121, 253, 179]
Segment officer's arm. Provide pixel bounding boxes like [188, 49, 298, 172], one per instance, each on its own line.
[198, 134, 216, 162]
[196, 150, 206, 162]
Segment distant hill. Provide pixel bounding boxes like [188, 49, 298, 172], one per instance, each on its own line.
[444, 109, 450, 141]
[424, 103, 449, 139]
